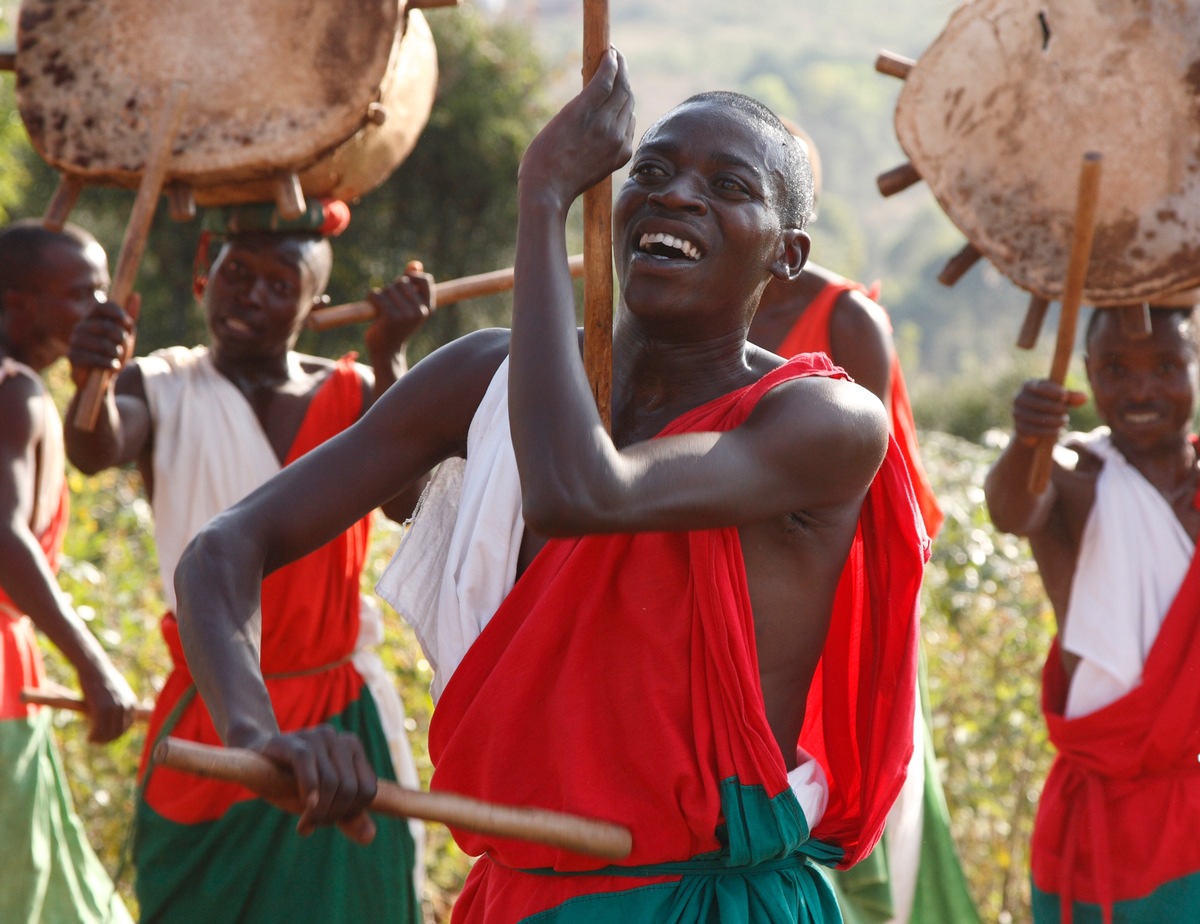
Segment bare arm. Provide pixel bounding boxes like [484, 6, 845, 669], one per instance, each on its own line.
[984, 378, 1088, 536]
[64, 298, 152, 474]
[174, 328, 507, 832]
[0, 379, 137, 742]
[358, 265, 437, 522]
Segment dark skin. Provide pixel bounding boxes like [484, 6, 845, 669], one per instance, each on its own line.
[0, 234, 138, 743]
[749, 264, 894, 410]
[64, 234, 433, 522]
[984, 308, 1200, 683]
[170, 49, 889, 842]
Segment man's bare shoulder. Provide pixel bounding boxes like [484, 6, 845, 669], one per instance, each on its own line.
[0, 371, 45, 450]
[747, 372, 889, 506]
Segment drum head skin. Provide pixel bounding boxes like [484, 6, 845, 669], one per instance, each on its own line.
[894, 0, 1200, 305]
[15, 0, 436, 202]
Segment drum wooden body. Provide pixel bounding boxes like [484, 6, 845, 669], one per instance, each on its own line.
[14, 0, 437, 205]
[894, 0, 1200, 306]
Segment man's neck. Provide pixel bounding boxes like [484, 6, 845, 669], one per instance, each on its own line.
[611, 321, 756, 445]
[211, 349, 297, 397]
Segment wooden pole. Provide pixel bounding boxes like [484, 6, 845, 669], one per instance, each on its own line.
[21, 686, 154, 723]
[73, 80, 190, 431]
[154, 737, 633, 860]
[582, 0, 613, 432]
[1027, 152, 1103, 494]
[307, 255, 586, 332]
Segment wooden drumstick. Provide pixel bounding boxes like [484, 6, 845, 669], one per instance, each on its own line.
[21, 686, 154, 723]
[154, 737, 633, 860]
[73, 80, 190, 432]
[582, 0, 613, 433]
[1027, 152, 1103, 494]
[307, 255, 586, 332]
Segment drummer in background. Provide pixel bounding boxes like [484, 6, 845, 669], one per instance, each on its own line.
[0, 219, 137, 924]
[64, 201, 432, 924]
[748, 122, 980, 924]
[985, 296, 1200, 922]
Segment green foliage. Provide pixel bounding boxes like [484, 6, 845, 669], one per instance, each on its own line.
[919, 431, 1055, 922]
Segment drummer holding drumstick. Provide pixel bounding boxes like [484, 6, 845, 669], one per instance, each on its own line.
[64, 201, 432, 924]
[165, 51, 928, 924]
[985, 299, 1200, 922]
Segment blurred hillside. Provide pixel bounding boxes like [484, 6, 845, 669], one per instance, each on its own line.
[504, 0, 1049, 392]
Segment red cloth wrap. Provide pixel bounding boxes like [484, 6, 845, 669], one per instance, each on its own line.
[428, 353, 926, 920]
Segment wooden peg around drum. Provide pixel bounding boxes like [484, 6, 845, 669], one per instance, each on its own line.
[42, 174, 84, 232]
[875, 50, 915, 80]
[877, 162, 922, 198]
[366, 102, 388, 126]
[167, 186, 196, 222]
[407, 0, 461, 7]
[0, 43, 15, 72]
[1016, 295, 1051, 350]
[273, 173, 306, 221]
[1117, 303, 1152, 339]
[937, 242, 983, 287]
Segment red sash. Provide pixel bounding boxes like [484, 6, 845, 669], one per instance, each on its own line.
[1032, 538, 1200, 921]
[0, 481, 68, 721]
[429, 354, 926, 920]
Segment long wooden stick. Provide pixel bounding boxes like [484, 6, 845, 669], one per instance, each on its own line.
[1028, 152, 1103, 494]
[582, 0, 613, 433]
[73, 80, 190, 431]
[154, 737, 632, 860]
[307, 255, 586, 332]
[21, 686, 154, 722]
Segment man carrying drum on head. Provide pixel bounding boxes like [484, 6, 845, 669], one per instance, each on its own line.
[65, 201, 433, 923]
[986, 295, 1200, 923]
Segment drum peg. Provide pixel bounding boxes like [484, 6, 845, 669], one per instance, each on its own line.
[167, 186, 196, 222]
[273, 172, 306, 221]
[0, 42, 15, 72]
[407, 0, 462, 7]
[42, 174, 85, 232]
[1117, 303, 1152, 339]
[1015, 295, 1051, 349]
[937, 242, 983, 286]
[875, 50, 915, 80]
[877, 162, 923, 198]
[366, 102, 388, 126]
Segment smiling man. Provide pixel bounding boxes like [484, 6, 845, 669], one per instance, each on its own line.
[63, 204, 433, 923]
[985, 303, 1200, 922]
[170, 50, 928, 924]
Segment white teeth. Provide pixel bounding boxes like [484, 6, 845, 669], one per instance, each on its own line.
[638, 232, 701, 261]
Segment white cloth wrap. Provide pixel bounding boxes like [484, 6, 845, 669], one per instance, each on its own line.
[377, 358, 830, 829]
[140, 346, 423, 865]
[1063, 429, 1195, 718]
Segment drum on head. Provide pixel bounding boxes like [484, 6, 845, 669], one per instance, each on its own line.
[14, 0, 438, 206]
[890, 0, 1200, 306]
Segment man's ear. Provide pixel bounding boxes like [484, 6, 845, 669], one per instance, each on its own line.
[771, 229, 810, 282]
[1, 289, 36, 343]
